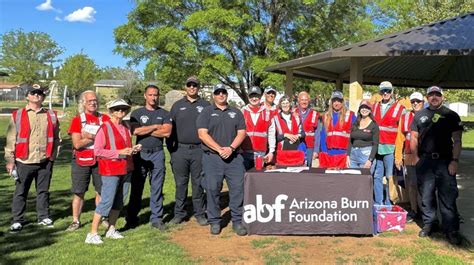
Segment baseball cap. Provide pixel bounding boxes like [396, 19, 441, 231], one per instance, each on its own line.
[107, 99, 131, 110]
[379, 81, 393, 91]
[264, 86, 277, 93]
[25, 83, 48, 96]
[213, 84, 227, 94]
[409, 92, 424, 101]
[330, 90, 344, 100]
[186, 76, 200, 86]
[359, 100, 372, 110]
[426, 86, 443, 95]
[248, 86, 262, 96]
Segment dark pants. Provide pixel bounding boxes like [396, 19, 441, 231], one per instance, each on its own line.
[202, 152, 245, 225]
[12, 160, 53, 224]
[171, 146, 206, 219]
[126, 150, 165, 224]
[416, 157, 459, 232]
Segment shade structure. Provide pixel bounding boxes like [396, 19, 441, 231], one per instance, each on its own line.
[266, 12, 474, 89]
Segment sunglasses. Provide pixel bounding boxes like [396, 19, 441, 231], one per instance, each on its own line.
[410, 100, 423, 104]
[213, 90, 228, 95]
[111, 107, 129, 112]
[380, 89, 392, 94]
[29, 90, 44, 96]
[427, 92, 442, 97]
[186, 82, 199, 88]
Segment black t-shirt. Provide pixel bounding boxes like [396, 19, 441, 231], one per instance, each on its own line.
[130, 107, 172, 148]
[347, 121, 379, 161]
[169, 96, 210, 144]
[411, 105, 463, 155]
[196, 104, 246, 152]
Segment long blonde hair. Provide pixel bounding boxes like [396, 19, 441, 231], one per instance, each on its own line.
[323, 100, 348, 131]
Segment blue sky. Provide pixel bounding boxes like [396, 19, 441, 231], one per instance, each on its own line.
[0, 0, 140, 70]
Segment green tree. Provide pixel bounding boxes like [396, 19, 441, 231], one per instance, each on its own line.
[114, 0, 374, 103]
[0, 29, 63, 84]
[56, 53, 100, 98]
[100, 66, 146, 104]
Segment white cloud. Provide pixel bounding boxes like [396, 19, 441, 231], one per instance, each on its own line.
[64, 6, 96, 23]
[54, 16, 62, 21]
[36, 0, 62, 13]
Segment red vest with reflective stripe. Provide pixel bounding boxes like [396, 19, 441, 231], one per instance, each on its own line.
[75, 112, 108, 165]
[294, 109, 319, 148]
[12, 108, 57, 160]
[273, 112, 299, 151]
[401, 112, 414, 154]
[373, 101, 404, 144]
[97, 121, 132, 176]
[325, 110, 354, 149]
[241, 106, 272, 152]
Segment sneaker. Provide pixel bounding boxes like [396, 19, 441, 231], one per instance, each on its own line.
[105, 228, 124, 239]
[151, 221, 166, 231]
[85, 233, 103, 244]
[232, 223, 248, 236]
[418, 225, 432, 237]
[66, 221, 81, 232]
[195, 215, 208, 226]
[38, 218, 54, 228]
[10, 223, 22, 233]
[446, 231, 462, 245]
[169, 217, 184, 225]
[210, 224, 221, 235]
[123, 221, 139, 230]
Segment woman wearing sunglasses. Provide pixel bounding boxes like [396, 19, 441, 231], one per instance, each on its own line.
[85, 99, 140, 244]
[394, 92, 424, 222]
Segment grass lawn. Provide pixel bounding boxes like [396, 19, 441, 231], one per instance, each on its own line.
[0, 114, 193, 264]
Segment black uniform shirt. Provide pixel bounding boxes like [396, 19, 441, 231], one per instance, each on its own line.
[170, 96, 210, 144]
[130, 107, 172, 148]
[196, 104, 246, 152]
[411, 105, 463, 156]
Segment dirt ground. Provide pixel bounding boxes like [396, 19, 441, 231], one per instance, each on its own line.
[170, 208, 473, 264]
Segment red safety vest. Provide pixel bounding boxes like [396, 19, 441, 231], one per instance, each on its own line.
[293, 109, 319, 148]
[400, 111, 414, 154]
[373, 101, 404, 144]
[97, 121, 132, 176]
[325, 110, 354, 149]
[12, 108, 57, 160]
[241, 105, 272, 152]
[273, 112, 305, 166]
[75, 112, 108, 166]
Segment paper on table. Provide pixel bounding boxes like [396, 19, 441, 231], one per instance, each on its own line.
[264, 166, 310, 173]
[325, 169, 362, 175]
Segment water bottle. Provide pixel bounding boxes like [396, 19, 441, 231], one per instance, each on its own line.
[11, 166, 19, 182]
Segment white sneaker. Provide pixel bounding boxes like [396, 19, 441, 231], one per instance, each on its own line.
[10, 222, 22, 233]
[38, 218, 54, 228]
[85, 233, 103, 244]
[105, 228, 124, 239]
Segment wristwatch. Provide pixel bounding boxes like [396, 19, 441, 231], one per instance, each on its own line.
[229, 146, 236, 152]
[452, 158, 459, 163]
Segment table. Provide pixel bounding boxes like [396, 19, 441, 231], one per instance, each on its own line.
[243, 168, 373, 235]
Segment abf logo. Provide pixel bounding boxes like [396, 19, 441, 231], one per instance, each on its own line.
[243, 194, 288, 223]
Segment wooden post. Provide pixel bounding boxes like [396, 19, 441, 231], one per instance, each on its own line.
[335, 79, 343, 91]
[285, 69, 294, 98]
[349, 58, 363, 112]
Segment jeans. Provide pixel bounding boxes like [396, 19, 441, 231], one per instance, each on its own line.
[95, 174, 130, 216]
[305, 148, 314, 167]
[373, 153, 394, 205]
[349, 146, 372, 169]
[416, 157, 459, 232]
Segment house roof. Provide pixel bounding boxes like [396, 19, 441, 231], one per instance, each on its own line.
[266, 12, 474, 88]
[94, 80, 127, 87]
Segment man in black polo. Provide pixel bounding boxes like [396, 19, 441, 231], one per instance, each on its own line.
[168, 76, 210, 225]
[410, 86, 463, 245]
[196, 84, 247, 236]
[126, 85, 172, 231]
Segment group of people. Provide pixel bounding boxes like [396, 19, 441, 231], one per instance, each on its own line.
[5, 78, 463, 245]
